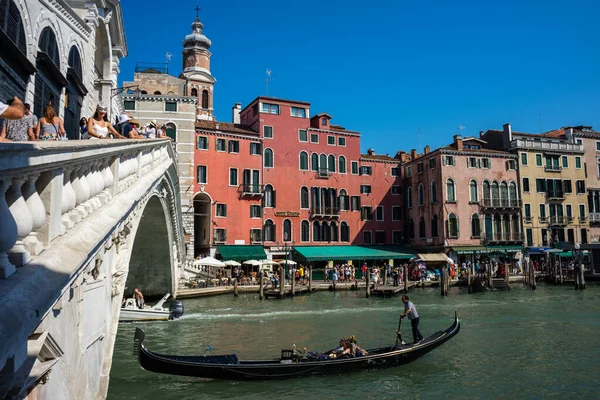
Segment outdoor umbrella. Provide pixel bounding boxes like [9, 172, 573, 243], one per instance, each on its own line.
[260, 260, 279, 266]
[278, 259, 297, 265]
[193, 256, 226, 268]
[224, 260, 241, 267]
[243, 260, 261, 266]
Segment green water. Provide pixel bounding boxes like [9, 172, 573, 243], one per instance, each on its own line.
[108, 284, 600, 399]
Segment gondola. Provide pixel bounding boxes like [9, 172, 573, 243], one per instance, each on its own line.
[133, 313, 460, 380]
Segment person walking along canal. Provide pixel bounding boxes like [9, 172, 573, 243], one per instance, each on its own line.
[400, 295, 423, 344]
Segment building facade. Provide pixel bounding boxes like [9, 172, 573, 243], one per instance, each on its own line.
[483, 124, 589, 249]
[403, 135, 521, 262]
[0, 0, 127, 138]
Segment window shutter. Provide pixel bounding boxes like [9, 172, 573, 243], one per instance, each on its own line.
[272, 190, 276, 208]
[443, 157, 447, 166]
[477, 159, 481, 168]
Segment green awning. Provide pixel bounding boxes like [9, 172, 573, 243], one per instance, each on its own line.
[557, 250, 589, 257]
[292, 245, 416, 262]
[217, 245, 267, 261]
[487, 246, 523, 253]
[453, 246, 488, 255]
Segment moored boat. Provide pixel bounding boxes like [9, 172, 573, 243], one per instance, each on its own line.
[133, 312, 460, 380]
[120, 293, 184, 322]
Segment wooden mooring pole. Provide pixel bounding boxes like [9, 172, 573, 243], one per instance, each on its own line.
[234, 278, 239, 297]
[575, 264, 585, 290]
[259, 271, 264, 300]
[529, 260, 536, 289]
[366, 271, 370, 298]
[467, 269, 472, 294]
[308, 265, 312, 292]
[291, 267, 295, 297]
[404, 266, 409, 293]
[280, 266, 285, 298]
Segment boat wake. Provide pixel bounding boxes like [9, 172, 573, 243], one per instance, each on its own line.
[180, 306, 399, 321]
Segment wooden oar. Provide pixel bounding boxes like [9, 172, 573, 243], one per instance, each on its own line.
[395, 315, 404, 345]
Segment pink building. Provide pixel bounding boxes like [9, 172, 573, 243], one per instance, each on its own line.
[404, 135, 522, 263]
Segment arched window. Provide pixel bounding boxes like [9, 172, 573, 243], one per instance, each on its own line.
[39, 27, 60, 66]
[300, 187, 309, 209]
[339, 156, 347, 174]
[68, 46, 82, 79]
[201, 89, 209, 109]
[485, 215, 493, 240]
[1, 0, 27, 55]
[407, 186, 413, 208]
[419, 217, 426, 238]
[301, 220, 310, 242]
[328, 155, 336, 173]
[341, 222, 350, 242]
[446, 179, 456, 202]
[320, 154, 327, 171]
[311, 153, 319, 171]
[331, 221, 339, 242]
[418, 184, 424, 205]
[491, 181, 500, 207]
[283, 219, 292, 241]
[313, 221, 321, 242]
[327, 188, 336, 214]
[264, 148, 274, 168]
[35, 27, 62, 116]
[322, 221, 330, 242]
[153, 91, 162, 95]
[469, 180, 478, 202]
[191, 88, 198, 97]
[483, 180, 491, 205]
[165, 122, 177, 141]
[408, 219, 415, 239]
[431, 180, 437, 203]
[509, 182, 518, 207]
[500, 182, 509, 207]
[264, 184, 275, 207]
[431, 214, 439, 237]
[299, 151, 309, 170]
[339, 189, 348, 211]
[447, 214, 459, 238]
[263, 220, 275, 242]
[471, 214, 481, 237]
[311, 187, 320, 213]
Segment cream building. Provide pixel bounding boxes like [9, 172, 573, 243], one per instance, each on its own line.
[0, 0, 127, 138]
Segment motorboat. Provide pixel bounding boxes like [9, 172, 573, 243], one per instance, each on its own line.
[120, 293, 184, 322]
[133, 313, 460, 380]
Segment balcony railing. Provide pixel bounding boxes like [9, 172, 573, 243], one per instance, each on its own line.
[483, 232, 525, 243]
[580, 216, 588, 223]
[589, 212, 600, 223]
[316, 168, 331, 179]
[544, 165, 562, 172]
[310, 206, 340, 218]
[546, 190, 565, 200]
[510, 139, 584, 153]
[539, 216, 548, 223]
[238, 183, 263, 196]
[549, 216, 568, 226]
[481, 198, 521, 208]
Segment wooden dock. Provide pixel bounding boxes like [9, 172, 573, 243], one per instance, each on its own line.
[371, 282, 419, 297]
[263, 285, 317, 299]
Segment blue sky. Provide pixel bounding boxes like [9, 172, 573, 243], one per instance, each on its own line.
[120, 0, 600, 153]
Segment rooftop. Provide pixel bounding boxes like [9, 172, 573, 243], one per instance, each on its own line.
[195, 120, 257, 135]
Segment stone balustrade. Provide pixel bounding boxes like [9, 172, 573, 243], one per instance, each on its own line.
[0, 140, 172, 279]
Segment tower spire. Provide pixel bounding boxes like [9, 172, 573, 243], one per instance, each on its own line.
[195, 4, 201, 19]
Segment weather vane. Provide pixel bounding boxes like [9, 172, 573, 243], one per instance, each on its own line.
[195, 4, 201, 18]
[265, 69, 273, 96]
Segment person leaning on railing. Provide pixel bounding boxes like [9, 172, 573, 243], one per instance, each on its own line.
[0, 96, 25, 120]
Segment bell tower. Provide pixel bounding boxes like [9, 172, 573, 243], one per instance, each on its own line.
[181, 6, 216, 121]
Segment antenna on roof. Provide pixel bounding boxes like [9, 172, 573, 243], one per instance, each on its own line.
[265, 69, 272, 96]
[165, 52, 172, 74]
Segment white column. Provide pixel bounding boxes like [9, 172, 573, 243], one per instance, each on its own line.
[7, 177, 33, 267]
[22, 174, 46, 256]
[0, 179, 18, 278]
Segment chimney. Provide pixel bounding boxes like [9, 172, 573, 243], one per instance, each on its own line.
[479, 130, 484, 138]
[232, 102, 242, 124]
[410, 149, 417, 159]
[502, 123, 512, 150]
[453, 135, 463, 151]
[424, 145, 430, 155]
[367, 148, 375, 156]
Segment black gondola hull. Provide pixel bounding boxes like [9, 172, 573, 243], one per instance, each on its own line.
[133, 314, 460, 380]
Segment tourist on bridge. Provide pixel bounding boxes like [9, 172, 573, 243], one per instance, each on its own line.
[0, 96, 25, 120]
[1, 103, 37, 141]
[400, 295, 423, 344]
[37, 103, 66, 141]
[87, 104, 125, 139]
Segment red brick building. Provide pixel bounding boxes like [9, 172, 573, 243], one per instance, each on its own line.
[191, 96, 404, 258]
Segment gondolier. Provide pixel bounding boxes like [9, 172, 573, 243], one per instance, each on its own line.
[400, 295, 424, 344]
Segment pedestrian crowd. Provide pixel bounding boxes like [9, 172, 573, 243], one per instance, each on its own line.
[0, 97, 171, 142]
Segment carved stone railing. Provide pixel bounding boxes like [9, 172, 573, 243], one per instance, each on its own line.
[0, 140, 172, 279]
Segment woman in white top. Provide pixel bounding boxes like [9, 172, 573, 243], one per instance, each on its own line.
[87, 104, 124, 139]
[145, 120, 158, 138]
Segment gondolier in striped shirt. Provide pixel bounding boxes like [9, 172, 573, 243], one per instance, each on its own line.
[400, 295, 424, 344]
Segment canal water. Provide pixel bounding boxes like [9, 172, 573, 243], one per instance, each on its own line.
[108, 284, 600, 399]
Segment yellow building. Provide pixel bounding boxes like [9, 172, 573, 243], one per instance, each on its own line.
[483, 124, 589, 248]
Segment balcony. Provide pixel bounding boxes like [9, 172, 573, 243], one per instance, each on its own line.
[483, 232, 525, 243]
[539, 216, 548, 224]
[510, 139, 584, 153]
[544, 165, 562, 172]
[546, 190, 565, 200]
[238, 183, 263, 197]
[316, 168, 331, 179]
[310, 206, 340, 218]
[481, 198, 521, 209]
[549, 216, 568, 226]
[590, 213, 600, 223]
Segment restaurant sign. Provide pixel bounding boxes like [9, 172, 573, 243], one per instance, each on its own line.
[274, 211, 300, 217]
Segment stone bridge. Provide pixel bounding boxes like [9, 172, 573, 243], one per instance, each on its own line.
[0, 139, 184, 399]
